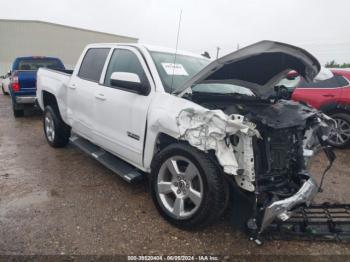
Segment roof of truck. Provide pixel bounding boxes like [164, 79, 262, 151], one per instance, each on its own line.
[14, 56, 62, 60]
[85, 43, 208, 59]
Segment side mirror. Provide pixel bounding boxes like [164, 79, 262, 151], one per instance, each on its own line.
[110, 72, 148, 94]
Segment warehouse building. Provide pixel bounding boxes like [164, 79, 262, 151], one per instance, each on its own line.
[0, 19, 138, 75]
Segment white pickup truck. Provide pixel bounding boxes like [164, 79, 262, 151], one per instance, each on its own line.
[36, 41, 335, 238]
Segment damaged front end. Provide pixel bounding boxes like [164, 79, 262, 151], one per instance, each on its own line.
[177, 100, 335, 240]
[260, 177, 318, 232]
[241, 101, 336, 238]
[174, 41, 338, 241]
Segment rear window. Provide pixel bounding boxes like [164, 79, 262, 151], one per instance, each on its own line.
[17, 58, 64, 71]
[78, 48, 110, 82]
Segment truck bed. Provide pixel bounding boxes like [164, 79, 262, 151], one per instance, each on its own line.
[36, 67, 72, 122]
[51, 68, 74, 75]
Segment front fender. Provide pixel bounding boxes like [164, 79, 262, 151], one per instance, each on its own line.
[143, 93, 203, 170]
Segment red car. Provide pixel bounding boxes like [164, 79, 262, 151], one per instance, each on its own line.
[291, 69, 350, 148]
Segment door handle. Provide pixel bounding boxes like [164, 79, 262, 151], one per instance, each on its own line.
[69, 84, 76, 89]
[95, 93, 106, 101]
[322, 94, 335, 97]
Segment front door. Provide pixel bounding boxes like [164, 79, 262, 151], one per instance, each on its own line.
[93, 47, 154, 167]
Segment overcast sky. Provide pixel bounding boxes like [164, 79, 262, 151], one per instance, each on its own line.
[1, 0, 350, 64]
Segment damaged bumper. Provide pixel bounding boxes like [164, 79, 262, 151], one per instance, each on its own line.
[260, 177, 318, 233]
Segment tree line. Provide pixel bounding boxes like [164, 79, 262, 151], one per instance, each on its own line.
[325, 60, 350, 68]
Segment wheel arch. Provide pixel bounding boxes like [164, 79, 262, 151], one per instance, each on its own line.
[145, 132, 179, 169]
[151, 132, 220, 165]
[156, 133, 179, 152]
[41, 91, 67, 124]
[43, 91, 58, 108]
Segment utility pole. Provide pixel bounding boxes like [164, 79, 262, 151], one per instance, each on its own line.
[237, 43, 240, 50]
[216, 46, 221, 59]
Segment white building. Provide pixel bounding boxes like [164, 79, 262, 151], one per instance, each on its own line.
[0, 19, 138, 74]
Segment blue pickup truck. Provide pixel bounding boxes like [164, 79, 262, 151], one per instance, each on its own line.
[9, 56, 65, 117]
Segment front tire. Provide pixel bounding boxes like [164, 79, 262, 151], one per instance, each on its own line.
[328, 113, 350, 148]
[43, 105, 70, 148]
[150, 143, 227, 229]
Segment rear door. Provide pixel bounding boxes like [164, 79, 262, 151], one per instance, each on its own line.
[292, 75, 346, 109]
[67, 48, 111, 141]
[93, 47, 154, 166]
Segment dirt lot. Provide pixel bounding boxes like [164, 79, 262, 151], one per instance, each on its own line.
[0, 94, 349, 256]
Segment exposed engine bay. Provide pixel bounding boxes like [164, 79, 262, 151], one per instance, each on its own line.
[189, 92, 334, 192]
[174, 41, 344, 241]
[179, 91, 336, 238]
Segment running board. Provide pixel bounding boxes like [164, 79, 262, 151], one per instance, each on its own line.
[263, 203, 350, 242]
[69, 135, 144, 183]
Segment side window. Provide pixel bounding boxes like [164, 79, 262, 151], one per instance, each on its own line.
[78, 48, 110, 82]
[299, 76, 346, 88]
[335, 75, 349, 87]
[104, 49, 149, 88]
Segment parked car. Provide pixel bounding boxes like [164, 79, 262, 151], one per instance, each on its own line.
[8, 56, 66, 117]
[36, 41, 334, 238]
[288, 69, 350, 148]
[1, 71, 11, 95]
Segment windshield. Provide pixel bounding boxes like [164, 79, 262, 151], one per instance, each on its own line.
[150, 51, 209, 93]
[17, 58, 64, 71]
[192, 83, 255, 96]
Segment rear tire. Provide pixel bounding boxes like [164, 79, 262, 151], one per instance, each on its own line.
[150, 143, 227, 230]
[43, 105, 70, 148]
[13, 104, 24, 117]
[328, 113, 350, 148]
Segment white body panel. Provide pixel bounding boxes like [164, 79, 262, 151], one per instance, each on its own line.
[36, 41, 320, 194]
[35, 41, 327, 231]
[67, 76, 97, 142]
[1, 76, 10, 93]
[36, 68, 71, 122]
[36, 43, 256, 186]
[36, 43, 205, 172]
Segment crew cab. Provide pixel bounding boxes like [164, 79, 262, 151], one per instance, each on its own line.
[9, 56, 65, 117]
[36, 41, 334, 239]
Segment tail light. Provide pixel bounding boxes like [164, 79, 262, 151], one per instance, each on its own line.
[11, 75, 20, 92]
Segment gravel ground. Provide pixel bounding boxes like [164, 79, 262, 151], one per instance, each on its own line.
[0, 94, 349, 257]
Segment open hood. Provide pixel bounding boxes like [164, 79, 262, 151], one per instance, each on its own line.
[175, 40, 321, 99]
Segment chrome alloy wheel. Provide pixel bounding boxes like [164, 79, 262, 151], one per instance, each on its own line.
[45, 113, 55, 142]
[157, 156, 203, 219]
[329, 118, 350, 146]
